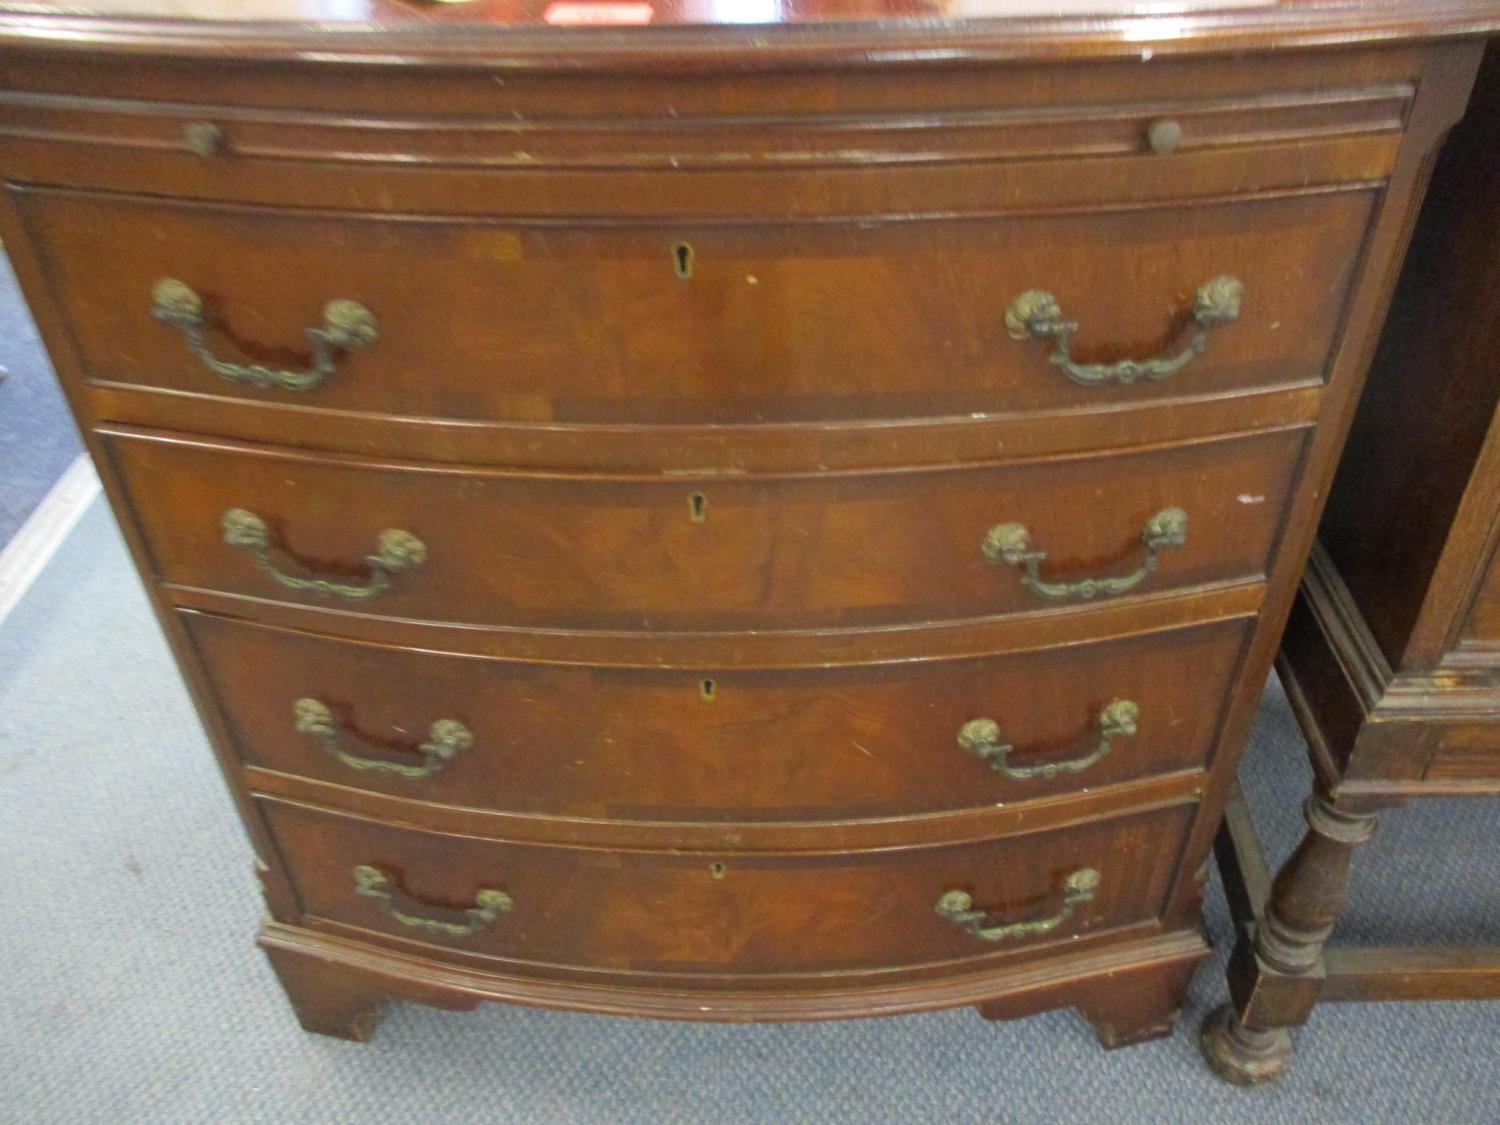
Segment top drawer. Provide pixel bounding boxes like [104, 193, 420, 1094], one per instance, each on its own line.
[20, 186, 1372, 432]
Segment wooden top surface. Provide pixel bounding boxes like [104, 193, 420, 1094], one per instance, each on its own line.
[0, 0, 1494, 68]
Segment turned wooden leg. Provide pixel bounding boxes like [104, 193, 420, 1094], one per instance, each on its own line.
[1201, 790, 1377, 1085]
[263, 945, 391, 1042]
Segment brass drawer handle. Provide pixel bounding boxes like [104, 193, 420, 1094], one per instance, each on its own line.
[1005, 276, 1243, 386]
[957, 699, 1138, 780]
[221, 508, 426, 601]
[936, 868, 1099, 943]
[982, 507, 1187, 601]
[353, 865, 512, 938]
[293, 698, 472, 780]
[151, 278, 377, 391]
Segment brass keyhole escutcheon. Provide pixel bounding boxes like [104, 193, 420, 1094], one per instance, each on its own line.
[700, 678, 717, 701]
[709, 862, 727, 879]
[673, 242, 695, 280]
[689, 492, 708, 523]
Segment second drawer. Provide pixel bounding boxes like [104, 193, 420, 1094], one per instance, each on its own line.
[188, 610, 1248, 822]
[111, 426, 1303, 632]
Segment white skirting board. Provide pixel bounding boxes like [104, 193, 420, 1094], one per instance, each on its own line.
[0, 452, 101, 626]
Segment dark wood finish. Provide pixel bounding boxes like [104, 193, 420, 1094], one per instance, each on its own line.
[1073, 956, 1204, 1049]
[1314, 48, 1500, 676]
[187, 610, 1248, 823]
[0, 83, 1410, 170]
[0, 0, 1492, 1053]
[0, 130, 1402, 222]
[258, 916, 1209, 1024]
[81, 379, 1325, 475]
[168, 577, 1268, 670]
[261, 796, 1194, 982]
[1204, 42, 1500, 1085]
[978, 951, 1200, 1049]
[1213, 781, 1273, 934]
[22, 188, 1370, 427]
[262, 943, 390, 1042]
[244, 768, 1209, 854]
[108, 425, 1303, 632]
[1322, 947, 1500, 1002]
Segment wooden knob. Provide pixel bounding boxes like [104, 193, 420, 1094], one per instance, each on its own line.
[1146, 119, 1183, 155]
[182, 121, 225, 157]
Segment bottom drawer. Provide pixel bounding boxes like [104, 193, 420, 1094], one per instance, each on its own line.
[261, 798, 1194, 980]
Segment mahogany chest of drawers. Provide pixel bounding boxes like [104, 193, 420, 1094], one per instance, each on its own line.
[3, 0, 1495, 1050]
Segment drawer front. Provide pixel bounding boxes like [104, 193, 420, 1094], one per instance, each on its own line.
[24, 186, 1371, 428]
[111, 427, 1303, 632]
[260, 797, 1193, 976]
[188, 611, 1248, 821]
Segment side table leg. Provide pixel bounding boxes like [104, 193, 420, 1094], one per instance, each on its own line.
[1200, 789, 1377, 1085]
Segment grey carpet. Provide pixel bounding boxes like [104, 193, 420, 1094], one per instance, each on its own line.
[1, 499, 1497, 1124]
[0, 252, 80, 544]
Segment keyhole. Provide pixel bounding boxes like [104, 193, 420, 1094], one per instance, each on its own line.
[673, 242, 695, 280]
[700, 678, 717, 701]
[709, 862, 727, 879]
[689, 492, 708, 523]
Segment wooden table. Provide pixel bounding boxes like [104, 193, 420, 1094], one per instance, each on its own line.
[1202, 41, 1500, 1085]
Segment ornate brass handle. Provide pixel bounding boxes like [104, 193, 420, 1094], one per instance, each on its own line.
[221, 508, 426, 601]
[1005, 276, 1243, 386]
[957, 699, 1138, 780]
[293, 698, 472, 780]
[935, 868, 1099, 943]
[982, 507, 1187, 601]
[353, 866, 512, 938]
[151, 278, 377, 391]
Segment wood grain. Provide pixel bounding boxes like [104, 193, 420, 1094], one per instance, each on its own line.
[0, 5, 1487, 1041]
[187, 609, 1246, 823]
[260, 795, 1195, 979]
[0, 84, 1411, 171]
[1206, 40, 1500, 1085]
[106, 425, 1305, 633]
[21, 189, 1371, 427]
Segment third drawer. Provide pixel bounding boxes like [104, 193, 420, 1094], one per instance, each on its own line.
[187, 608, 1248, 823]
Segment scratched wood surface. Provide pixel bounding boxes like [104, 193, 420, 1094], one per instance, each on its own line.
[0, 1, 1492, 1040]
